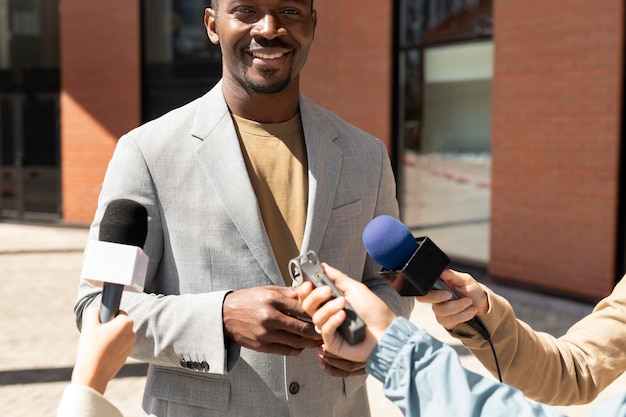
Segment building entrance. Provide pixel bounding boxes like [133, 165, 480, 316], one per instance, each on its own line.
[1, 92, 60, 219]
[0, 0, 60, 221]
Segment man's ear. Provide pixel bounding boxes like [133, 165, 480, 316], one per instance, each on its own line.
[205, 8, 219, 44]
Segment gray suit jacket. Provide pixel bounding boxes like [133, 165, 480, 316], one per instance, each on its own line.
[75, 80, 414, 416]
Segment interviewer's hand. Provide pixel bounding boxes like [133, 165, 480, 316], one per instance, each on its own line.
[298, 264, 397, 364]
[72, 308, 136, 394]
[416, 269, 489, 330]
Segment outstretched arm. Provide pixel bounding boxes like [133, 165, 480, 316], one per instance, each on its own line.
[72, 307, 136, 394]
[419, 269, 626, 405]
[299, 264, 567, 417]
[58, 308, 134, 417]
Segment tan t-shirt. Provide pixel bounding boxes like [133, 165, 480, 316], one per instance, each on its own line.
[233, 113, 308, 285]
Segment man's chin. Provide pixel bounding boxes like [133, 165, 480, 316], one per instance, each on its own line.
[245, 74, 291, 95]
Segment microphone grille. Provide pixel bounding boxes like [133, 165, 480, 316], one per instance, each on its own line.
[99, 199, 148, 248]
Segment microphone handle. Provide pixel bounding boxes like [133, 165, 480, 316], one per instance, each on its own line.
[431, 280, 491, 340]
[100, 283, 124, 323]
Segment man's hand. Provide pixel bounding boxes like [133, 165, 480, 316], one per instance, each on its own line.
[416, 269, 489, 330]
[316, 347, 367, 377]
[223, 286, 321, 356]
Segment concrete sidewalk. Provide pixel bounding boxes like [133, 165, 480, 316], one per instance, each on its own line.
[0, 221, 622, 416]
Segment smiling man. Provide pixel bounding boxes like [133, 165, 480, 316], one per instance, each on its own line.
[74, 1, 414, 416]
[206, 0, 315, 101]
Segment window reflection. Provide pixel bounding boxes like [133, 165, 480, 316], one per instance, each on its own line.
[398, 0, 492, 264]
[142, 0, 222, 121]
[0, 0, 60, 219]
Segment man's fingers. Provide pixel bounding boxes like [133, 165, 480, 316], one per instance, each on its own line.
[318, 346, 367, 376]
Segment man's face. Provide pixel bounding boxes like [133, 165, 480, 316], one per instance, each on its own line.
[206, 0, 316, 95]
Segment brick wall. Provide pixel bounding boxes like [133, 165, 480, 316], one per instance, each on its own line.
[301, 1, 393, 149]
[489, 0, 625, 300]
[59, 1, 392, 223]
[60, 0, 141, 223]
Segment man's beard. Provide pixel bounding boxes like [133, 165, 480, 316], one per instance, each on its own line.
[242, 66, 292, 94]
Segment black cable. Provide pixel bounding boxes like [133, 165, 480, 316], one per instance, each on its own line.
[486, 336, 503, 382]
[469, 317, 503, 383]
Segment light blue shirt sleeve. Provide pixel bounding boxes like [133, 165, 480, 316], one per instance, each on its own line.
[366, 317, 577, 417]
[591, 395, 626, 415]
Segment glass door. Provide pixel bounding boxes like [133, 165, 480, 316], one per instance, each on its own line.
[0, 0, 60, 221]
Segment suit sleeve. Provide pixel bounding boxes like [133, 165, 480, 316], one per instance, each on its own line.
[448, 277, 626, 405]
[74, 133, 237, 375]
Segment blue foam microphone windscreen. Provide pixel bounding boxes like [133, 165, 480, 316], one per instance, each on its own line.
[362, 215, 418, 270]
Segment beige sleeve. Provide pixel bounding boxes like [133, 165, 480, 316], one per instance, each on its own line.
[57, 384, 124, 417]
[449, 278, 626, 405]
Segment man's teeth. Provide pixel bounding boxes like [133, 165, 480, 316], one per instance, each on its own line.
[252, 52, 284, 59]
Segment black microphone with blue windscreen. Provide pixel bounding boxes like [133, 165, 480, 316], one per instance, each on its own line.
[363, 215, 491, 340]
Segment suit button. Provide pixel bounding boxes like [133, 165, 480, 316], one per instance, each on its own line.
[289, 382, 300, 394]
[201, 361, 210, 372]
[180, 359, 187, 368]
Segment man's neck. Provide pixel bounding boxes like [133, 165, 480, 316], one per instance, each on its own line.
[222, 79, 301, 123]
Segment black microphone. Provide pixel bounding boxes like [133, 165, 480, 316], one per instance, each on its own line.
[362, 215, 491, 340]
[94, 199, 148, 323]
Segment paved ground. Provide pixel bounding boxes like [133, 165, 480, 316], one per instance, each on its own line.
[400, 152, 492, 264]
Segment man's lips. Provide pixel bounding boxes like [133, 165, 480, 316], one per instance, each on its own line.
[246, 47, 292, 66]
[249, 50, 288, 60]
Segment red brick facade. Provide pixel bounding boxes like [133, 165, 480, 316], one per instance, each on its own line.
[301, 2, 393, 146]
[60, 0, 141, 222]
[59, 1, 392, 224]
[489, 0, 625, 299]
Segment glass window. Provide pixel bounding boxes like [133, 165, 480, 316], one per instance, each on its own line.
[0, 0, 60, 219]
[142, 0, 222, 121]
[397, 0, 492, 264]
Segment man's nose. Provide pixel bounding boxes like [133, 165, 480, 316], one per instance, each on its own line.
[250, 12, 287, 39]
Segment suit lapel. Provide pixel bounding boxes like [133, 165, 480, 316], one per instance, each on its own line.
[191, 83, 282, 285]
[299, 96, 343, 254]
[187, 87, 344, 284]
